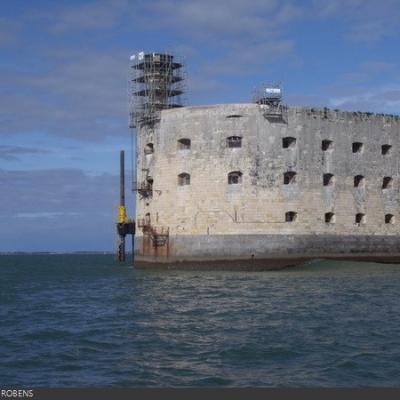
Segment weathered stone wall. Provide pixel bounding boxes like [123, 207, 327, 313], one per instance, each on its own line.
[135, 104, 400, 260]
[135, 234, 400, 262]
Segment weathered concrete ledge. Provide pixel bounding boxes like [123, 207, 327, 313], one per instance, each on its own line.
[133, 234, 400, 270]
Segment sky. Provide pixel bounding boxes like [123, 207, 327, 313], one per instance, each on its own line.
[1, 0, 400, 252]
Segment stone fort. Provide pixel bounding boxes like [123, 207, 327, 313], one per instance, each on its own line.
[129, 52, 400, 265]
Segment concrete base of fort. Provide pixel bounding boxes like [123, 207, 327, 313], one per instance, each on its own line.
[133, 234, 400, 270]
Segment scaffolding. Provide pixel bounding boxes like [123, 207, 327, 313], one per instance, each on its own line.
[253, 83, 287, 122]
[129, 51, 185, 128]
[137, 219, 170, 248]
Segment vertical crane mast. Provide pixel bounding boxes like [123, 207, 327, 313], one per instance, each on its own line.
[117, 150, 126, 261]
[120, 150, 125, 209]
[116, 150, 135, 263]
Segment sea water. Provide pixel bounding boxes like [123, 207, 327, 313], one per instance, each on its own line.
[1, 254, 400, 387]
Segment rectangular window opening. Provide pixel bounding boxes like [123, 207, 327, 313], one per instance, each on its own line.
[282, 137, 296, 149]
[178, 138, 191, 150]
[382, 144, 392, 155]
[285, 211, 297, 222]
[385, 214, 395, 224]
[178, 173, 190, 186]
[382, 177, 393, 189]
[228, 171, 243, 184]
[355, 213, 366, 225]
[354, 175, 365, 188]
[284, 171, 296, 185]
[323, 174, 335, 186]
[322, 139, 333, 151]
[352, 142, 364, 153]
[325, 212, 335, 224]
[227, 136, 242, 148]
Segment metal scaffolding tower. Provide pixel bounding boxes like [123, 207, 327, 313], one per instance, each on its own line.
[129, 52, 185, 128]
[253, 84, 287, 122]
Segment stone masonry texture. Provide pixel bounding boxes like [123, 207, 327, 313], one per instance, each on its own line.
[134, 104, 400, 261]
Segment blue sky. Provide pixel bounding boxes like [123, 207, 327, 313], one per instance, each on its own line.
[1, 0, 400, 252]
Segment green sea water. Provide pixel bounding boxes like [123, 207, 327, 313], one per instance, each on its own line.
[1, 254, 400, 387]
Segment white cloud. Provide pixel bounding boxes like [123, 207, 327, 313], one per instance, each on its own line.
[0, 48, 129, 141]
[329, 85, 400, 114]
[145, 0, 302, 39]
[137, 1, 303, 80]
[313, 0, 400, 42]
[1, 0, 399, 145]
[0, 0, 307, 141]
[0, 168, 118, 217]
[0, 145, 51, 161]
[0, 167, 128, 251]
[30, 0, 131, 33]
[340, 61, 398, 84]
[13, 212, 83, 219]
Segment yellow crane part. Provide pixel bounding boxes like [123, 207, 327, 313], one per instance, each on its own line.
[118, 205, 128, 224]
